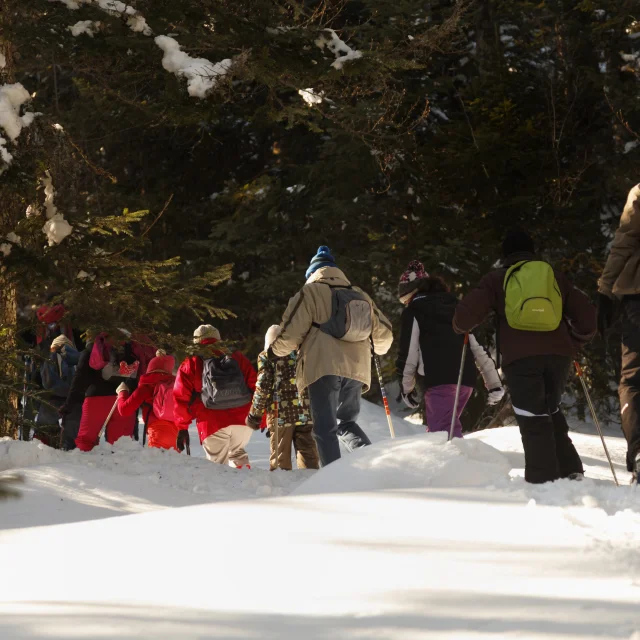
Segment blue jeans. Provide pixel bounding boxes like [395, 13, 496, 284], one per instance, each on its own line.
[307, 376, 371, 466]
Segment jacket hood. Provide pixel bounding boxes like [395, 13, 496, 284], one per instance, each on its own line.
[624, 184, 640, 216]
[306, 266, 351, 287]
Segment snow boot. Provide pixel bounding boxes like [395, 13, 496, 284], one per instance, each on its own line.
[632, 454, 640, 485]
[568, 472, 584, 481]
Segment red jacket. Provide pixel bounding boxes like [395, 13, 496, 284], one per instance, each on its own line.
[173, 339, 257, 443]
[118, 371, 179, 450]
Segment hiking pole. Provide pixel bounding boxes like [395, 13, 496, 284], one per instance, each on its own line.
[574, 361, 619, 486]
[449, 333, 469, 442]
[373, 352, 396, 439]
[97, 397, 119, 444]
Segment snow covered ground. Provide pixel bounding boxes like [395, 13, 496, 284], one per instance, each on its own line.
[0, 400, 638, 639]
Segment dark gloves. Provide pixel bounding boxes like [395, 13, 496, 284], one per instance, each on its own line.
[265, 429, 270, 438]
[246, 414, 262, 431]
[597, 293, 614, 340]
[401, 389, 420, 410]
[176, 429, 190, 453]
[58, 405, 70, 418]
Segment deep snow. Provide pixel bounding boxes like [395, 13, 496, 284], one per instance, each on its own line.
[0, 400, 638, 639]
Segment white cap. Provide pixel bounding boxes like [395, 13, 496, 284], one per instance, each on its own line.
[264, 325, 282, 352]
[193, 324, 221, 344]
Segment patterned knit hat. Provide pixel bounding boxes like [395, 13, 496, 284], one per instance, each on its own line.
[193, 324, 221, 344]
[398, 260, 429, 302]
[305, 245, 337, 280]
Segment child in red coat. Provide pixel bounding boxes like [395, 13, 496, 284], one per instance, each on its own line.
[117, 350, 188, 452]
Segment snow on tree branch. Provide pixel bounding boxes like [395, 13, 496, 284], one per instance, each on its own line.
[0, 83, 38, 174]
[315, 29, 362, 70]
[154, 36, 233, 99]
[41, 171, 74, 246]
[50, 0, 151, 36]
[69, 20, 101, 37]
[299, 88, 323, 105]
[0, 53, 6, 69]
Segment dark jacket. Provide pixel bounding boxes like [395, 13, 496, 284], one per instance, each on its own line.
[36, 346, 80, 425]
[453, 252, 597, 366]
[396, 288, 477, 390]
[63, 342, 139, 411]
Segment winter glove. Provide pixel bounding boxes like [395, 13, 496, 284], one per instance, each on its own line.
[246, 414, 262, 431]
[265, 429, 270, 438]
[116, 382, 130, 395]
[176, 429, 190, 453]
[487, 387, 505, 406]
[401, 389, 420, 410]
[597, 293, 614, 340]
[58, 405, 70, 418]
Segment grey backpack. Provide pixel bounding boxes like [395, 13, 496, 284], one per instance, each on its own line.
[312, 285, 373, 343]
[201, 356, 253, 410]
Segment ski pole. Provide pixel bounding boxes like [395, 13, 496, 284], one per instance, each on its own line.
[373, 352, 396, 439]
[574, 361, 619, 486]
[97, 397, 119, 444]
[449, 333, 469, 441]
[273, 389, 280, 470]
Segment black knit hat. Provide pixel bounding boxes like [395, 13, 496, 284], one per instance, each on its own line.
[502, 230, 534, 258]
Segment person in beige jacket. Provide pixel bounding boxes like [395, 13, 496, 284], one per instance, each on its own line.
[598, 184, 640, 482]
[270, 246, 393, 466]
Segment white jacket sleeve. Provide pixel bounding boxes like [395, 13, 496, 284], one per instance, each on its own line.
[469, 334, 501, 390]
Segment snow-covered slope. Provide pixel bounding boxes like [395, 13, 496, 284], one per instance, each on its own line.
[0, 401, 638, 639]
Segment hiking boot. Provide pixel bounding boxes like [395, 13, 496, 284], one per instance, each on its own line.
[568, 472, 584, 481]
[632, 454, 640, 485]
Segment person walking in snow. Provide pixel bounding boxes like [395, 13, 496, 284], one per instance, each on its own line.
[597, 184, 640, 483]
[395, 262, 504, 438]
[269, 246, 394, 467]
[173, 325, 257, 468]
[453, 231, 597, 484]
[35, 335, 81, 449]
[246, 326, 319, 471]
[60, 332, 144, 452]
[117, 350, 187, 452]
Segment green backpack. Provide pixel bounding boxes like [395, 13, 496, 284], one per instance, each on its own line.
[503, 261, 562, 331]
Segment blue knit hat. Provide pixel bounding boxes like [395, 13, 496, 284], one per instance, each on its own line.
[305, 245, 337, 280]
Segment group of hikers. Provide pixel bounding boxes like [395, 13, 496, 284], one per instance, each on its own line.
[26, 183, 640, 484]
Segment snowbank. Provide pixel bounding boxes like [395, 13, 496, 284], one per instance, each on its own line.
[294, 432, 511, 495]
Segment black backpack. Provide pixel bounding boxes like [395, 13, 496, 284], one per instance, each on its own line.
[201, 356, 253, 410]
[312, 285, 373, 342]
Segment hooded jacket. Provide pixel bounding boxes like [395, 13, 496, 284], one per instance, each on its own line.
[173, 338, 257, 443]
[250, 351, 312, 430]
[453, 252, 596, 367]
[395, 287, 500, 393]
[599, 185, 640, 298]
[271, 266, 394, 393]
[118, 370, 178, 449]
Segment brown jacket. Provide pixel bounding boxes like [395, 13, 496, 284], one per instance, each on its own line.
[598, 184, 640, 298]
[271, 267, 394, 393]
[453, 252, 596, 367]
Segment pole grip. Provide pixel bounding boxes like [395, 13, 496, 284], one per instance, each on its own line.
[574, 361, 583, 377]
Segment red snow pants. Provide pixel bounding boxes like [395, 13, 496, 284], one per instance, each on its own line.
[75, 395, 136, 452]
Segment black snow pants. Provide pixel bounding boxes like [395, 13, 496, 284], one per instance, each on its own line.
[619, 296, 640, 472]
[503, 354, 583, 484]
